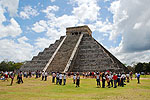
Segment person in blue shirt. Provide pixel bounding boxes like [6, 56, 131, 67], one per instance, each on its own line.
[137, 72, 140, 84]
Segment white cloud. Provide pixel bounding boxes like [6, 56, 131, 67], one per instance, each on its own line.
[109, 0, 150, 52]
[0, 18, 22, 38]
[32, 20, 47, 33]
[0, 5, 6, 24]
[0, 0, 22, 39]
[0, 0, 19, 16]
[35, 37, 55, 49]
[50, 0, 55, 2]
[20, 6, 39, 19]
[71, 0, 100, 23]
[42, 5, 59, 19]
[107, 0, 150, 65]
[133, 22, 142, 29]
[0, 37, 35, 62]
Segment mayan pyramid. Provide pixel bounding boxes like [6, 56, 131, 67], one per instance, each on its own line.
[20, 25, 128, 73]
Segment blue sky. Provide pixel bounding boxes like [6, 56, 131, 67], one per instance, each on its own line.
[0, 0, 150, 65]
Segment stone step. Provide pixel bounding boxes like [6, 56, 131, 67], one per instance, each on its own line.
[46, 35, 81, 72]
[20, 36, 65, 72]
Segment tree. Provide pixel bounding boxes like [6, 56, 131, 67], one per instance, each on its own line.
[135, 63, 144, 72]
[0, 61, 23, 71]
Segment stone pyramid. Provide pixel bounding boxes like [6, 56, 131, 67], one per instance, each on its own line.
[20, 26, 128, 73]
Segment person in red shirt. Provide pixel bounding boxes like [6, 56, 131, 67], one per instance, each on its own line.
[113, 73, 118, 88]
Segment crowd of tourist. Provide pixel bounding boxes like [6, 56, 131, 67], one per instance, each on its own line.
[0, 70, 141, 87]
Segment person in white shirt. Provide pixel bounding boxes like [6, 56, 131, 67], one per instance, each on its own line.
[59, 73, 62, 85]
[44, 71, 48, 81]
[73, 74, 76, 84]
[42, 71, 45, 81]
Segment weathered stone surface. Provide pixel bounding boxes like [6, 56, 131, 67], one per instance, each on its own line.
[20, 36, 65, 71]
[69, 34, 128, 72]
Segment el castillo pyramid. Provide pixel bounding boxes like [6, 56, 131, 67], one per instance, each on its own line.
[20, 26, 128, 73]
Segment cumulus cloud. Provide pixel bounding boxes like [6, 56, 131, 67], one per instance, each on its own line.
[0, 37, 35, 62]
[50, 0, 55, 2]
[0, 0, 22, 39]
[0, 0, 19, 16]
[20, 6, 39, 19]
[32, 20, 47, 33]
[42, 5, 59, 19]
[71, 0, 100, 23]
[106, 0, 150, 65]
[109, 0, 150, 52]
[35, 37, 55, 49]
[0, 18, 22, 38]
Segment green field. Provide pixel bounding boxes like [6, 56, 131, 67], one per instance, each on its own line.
[0, 76, 150, 100]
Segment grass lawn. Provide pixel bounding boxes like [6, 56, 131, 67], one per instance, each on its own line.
[0, 75, 150, 100]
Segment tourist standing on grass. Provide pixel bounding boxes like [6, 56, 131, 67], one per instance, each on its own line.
[18, 71, 23, 84]
[4, 72, 8, 81]
[76, 73, 80, 87]
[28, 70, 32, 78]
[120, 73, 126, 87]
[126, 73, 130, 83]
[96, 72, 101, 87]
[102, 72, 106, 88]
[35, 70, 39, 78]
[52, 72, 56, 83]
[39, 71, 42, 78]
[110, 73, 113, 87]
[10, 71, 14, 85]
[137, 72, 140, 84]
[63, 73, 66, 85]
[107, 73, 113, 88]
[59, 72, 62, 85]
[42, 71, 45, 81]
[56, 72, 59, 85]
[129, 71, 133, 80]
[113, 73, 118, 88]
[44, 71, 48, 81]
[73, 74, 76, 84]
[117, 73, 121, 86]
[135, 73, 137, 78]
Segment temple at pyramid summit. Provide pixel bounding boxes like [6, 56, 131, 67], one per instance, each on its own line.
[20, 25, 128, 73]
